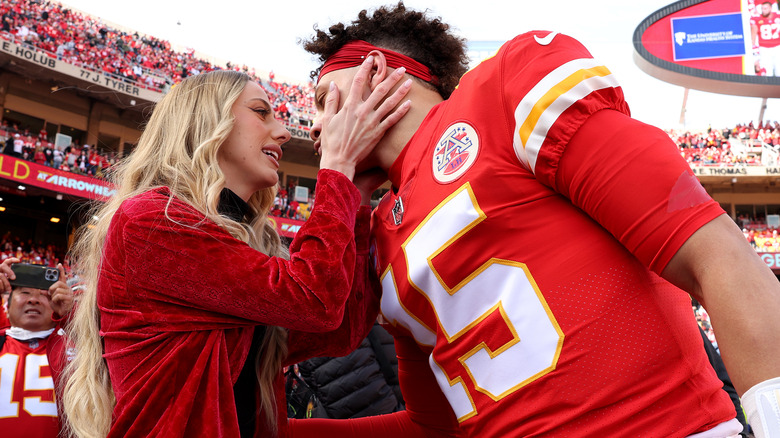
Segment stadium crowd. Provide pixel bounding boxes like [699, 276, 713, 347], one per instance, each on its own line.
[2, 0, 204, 90]
[272, 185, 313, 221]
[0, 125, 116, 178]
[6, 0, 780, 175]
[0, 232, 67, 268]
[268, 72, 317, 126]
[0, 0, 316, 127]
[743, 226, 780, 252]
[668, 121, 780, 166]
[694, 302, 719, 351]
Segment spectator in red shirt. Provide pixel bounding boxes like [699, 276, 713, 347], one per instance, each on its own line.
[87, 149, 101, 176]
[33, 145, 45, 165]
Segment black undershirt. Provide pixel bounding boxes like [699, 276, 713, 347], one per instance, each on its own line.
[218, 188, 267, 437]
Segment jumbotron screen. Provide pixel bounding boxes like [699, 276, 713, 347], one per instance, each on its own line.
[634, 0, 780, 97]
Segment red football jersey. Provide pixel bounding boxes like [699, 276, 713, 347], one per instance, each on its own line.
[0, 336, 60, 437]
[0, 309, 9, 330]
[752, 12, 780, 48]
[370, 32, 735, 437]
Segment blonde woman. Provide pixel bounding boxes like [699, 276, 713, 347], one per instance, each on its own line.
[63, 60, 412, 438]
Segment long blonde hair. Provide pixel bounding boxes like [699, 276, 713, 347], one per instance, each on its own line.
[62, 70, 289, 437]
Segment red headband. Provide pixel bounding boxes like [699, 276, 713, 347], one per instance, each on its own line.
[318, 40, 438, 86]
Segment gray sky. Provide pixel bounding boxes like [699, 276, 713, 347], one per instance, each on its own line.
[58, 0, 780, 130]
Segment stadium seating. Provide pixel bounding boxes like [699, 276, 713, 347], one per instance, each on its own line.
[0, 235, 67, 268]
[668, 121, 780, 166]
[0, 0, 316, 130]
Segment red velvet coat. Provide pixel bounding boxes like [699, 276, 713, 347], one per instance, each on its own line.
[98, 170, 379, 437]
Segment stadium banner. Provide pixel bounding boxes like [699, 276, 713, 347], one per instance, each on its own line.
[758, 252, 780, 271]
[0, 155, 305, 237]
[671, 12, 747, 61]
[266, 216, 304, 238]
[691, 166, 780, 176]
[0, 39, 161, 102]
[0, 154, 115, 200]
[286, 125, 311, 140]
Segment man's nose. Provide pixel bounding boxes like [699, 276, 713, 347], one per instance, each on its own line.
[310, 119, 322, 142]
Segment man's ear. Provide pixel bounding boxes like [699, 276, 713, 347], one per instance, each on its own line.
[366, 49, 388, 90]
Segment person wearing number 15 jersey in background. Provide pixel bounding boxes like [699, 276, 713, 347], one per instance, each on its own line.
[0, 258, 73, 438]
[292, 2, 780, 437]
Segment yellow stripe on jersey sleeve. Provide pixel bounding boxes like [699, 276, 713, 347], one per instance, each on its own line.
[517, 65, 612, 146]
[512, 57, 620, 173]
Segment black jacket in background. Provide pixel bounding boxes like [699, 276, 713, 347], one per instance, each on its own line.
[297, 322, 403, 419]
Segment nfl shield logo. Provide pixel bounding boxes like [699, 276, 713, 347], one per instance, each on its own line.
[392, 197, 404, 225]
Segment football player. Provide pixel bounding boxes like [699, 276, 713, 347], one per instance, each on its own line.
[292, 3, 780, 437]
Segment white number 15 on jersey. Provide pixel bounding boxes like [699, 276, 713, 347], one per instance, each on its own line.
[380, 183, 564, 422]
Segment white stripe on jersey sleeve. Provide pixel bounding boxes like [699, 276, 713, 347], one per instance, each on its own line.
[512, 57, 620, 173]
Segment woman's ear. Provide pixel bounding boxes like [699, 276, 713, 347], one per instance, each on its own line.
[367, 50, 388, 90]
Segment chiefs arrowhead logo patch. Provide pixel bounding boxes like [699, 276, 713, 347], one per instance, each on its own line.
[433, 122, 479, 183]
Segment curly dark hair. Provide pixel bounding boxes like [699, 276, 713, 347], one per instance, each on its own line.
[301, 2, 469, 99]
